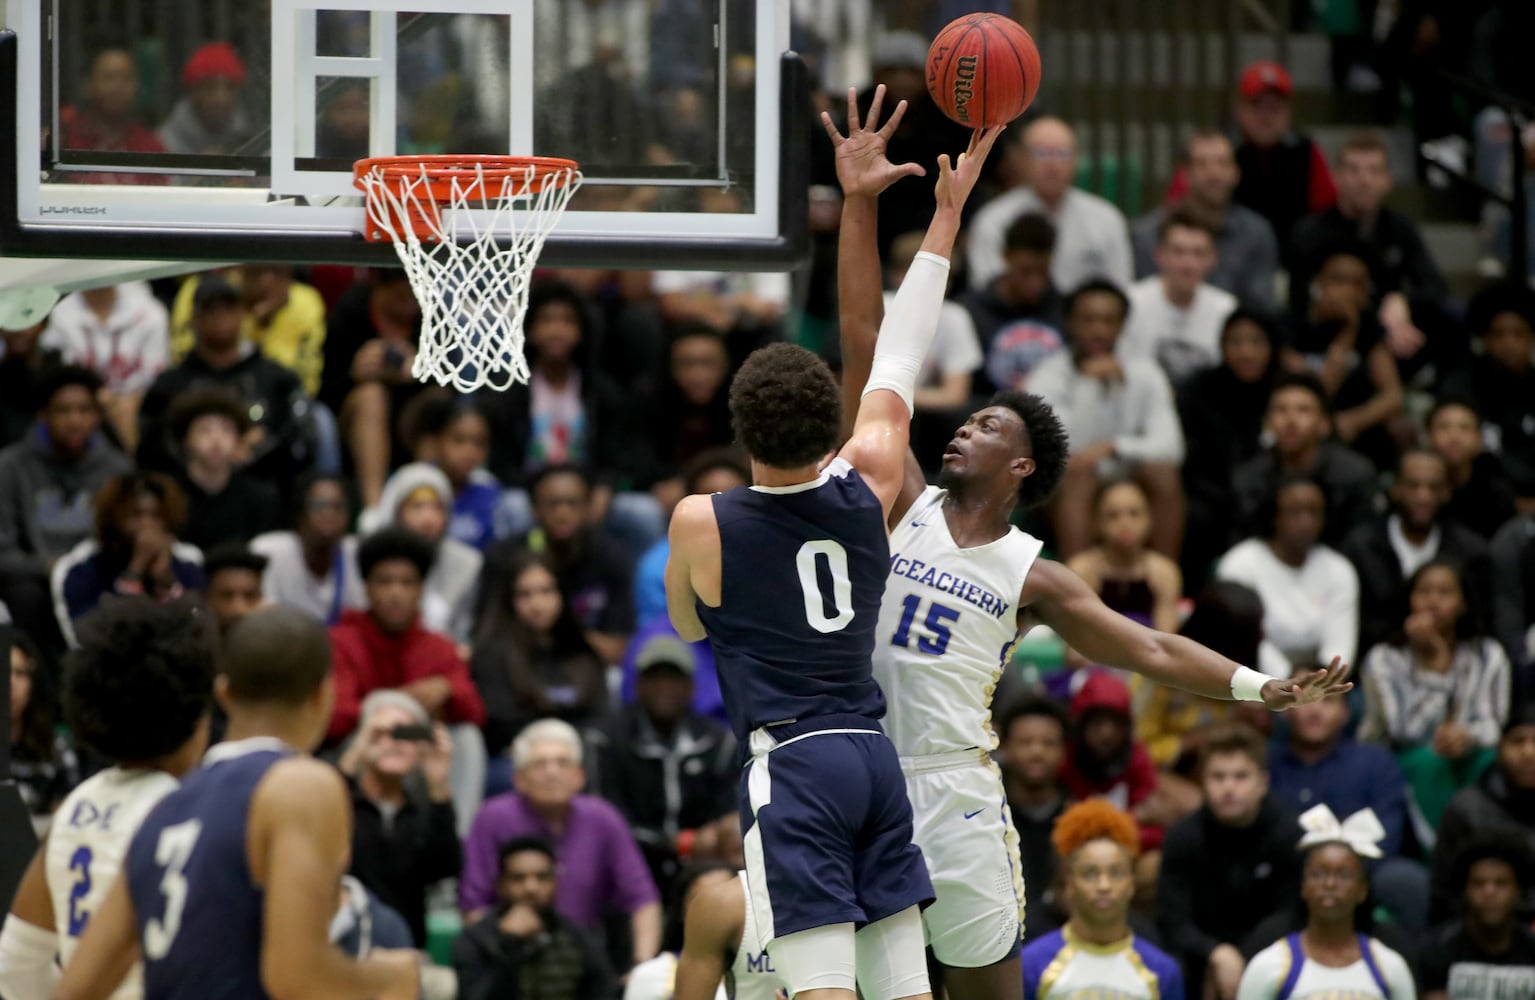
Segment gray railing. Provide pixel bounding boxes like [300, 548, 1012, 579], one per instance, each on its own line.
[1031, 0, 1292, 213]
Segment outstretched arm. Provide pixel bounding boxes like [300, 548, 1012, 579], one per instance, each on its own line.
[1021, 559, 1353, 709]
[838, 124, 1004, 517]
[827, 86, 933, 526]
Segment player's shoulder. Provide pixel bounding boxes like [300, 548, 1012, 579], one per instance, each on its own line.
[253, 756, 347, 814]
[671, 493, 720, 537]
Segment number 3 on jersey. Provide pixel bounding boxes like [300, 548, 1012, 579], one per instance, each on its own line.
[144, 819, 203, 960]
[891, 595, 960, 655]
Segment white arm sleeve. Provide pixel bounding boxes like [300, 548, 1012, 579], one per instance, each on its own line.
[861, 251, 951, 417]
[0, 915, 59, 1000]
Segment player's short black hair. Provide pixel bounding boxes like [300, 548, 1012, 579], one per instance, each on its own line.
[357, 527, 435, 581]
[1004, 213, 1057, 256]
[1064, 279, 1130, 322]
[729, 343, 840, 470]
[167, 386, 251, 443]
[203, 542, 268, 580]
[498, 836, 557, 871]
[63, 597, 214, 763]
[33, 363, 103, 412]
[1453, 832, 1535, 893]
[987, 390, 1068, 509]
[222, 604, 331, 706]
[1268, 370, 1333, 416]
[995, 694, 1070, 742]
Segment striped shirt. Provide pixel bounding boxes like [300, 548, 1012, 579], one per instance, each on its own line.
[1359, 638, 1510, 750]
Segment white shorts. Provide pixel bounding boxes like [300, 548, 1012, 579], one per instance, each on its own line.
[902, 751, 1025, 968]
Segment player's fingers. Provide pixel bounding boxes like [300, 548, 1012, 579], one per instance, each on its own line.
[880, 98, 909, 137]
[820, 111, 844, 144]
[937, 153, 953, 174]
[899, 162, 928, 178]
[866, 83, 886, 131]
[846, 87, 859, 129]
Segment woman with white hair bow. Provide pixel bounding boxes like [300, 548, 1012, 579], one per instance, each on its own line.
[1236, 805, 1417, 1000]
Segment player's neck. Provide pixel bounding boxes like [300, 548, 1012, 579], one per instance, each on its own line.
[940, 486, 1016, 543]
[1302, 920, 1359, 953]
[750, 460, 822, 489]
[223, 711, 310, 752]
[1067, 915, 1131, 948]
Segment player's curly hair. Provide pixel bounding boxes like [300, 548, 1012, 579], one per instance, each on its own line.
[63, 597, 214, 763]
[729, 343, 841, 470]
[1050, 799, 1140, 860]
[988, 390, 1068, 509]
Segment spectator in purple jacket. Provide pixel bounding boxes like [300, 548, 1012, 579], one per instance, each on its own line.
[459, 718, 661, 971]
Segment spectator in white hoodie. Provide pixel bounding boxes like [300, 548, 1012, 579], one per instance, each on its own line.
[1031, 280, 1186, 559]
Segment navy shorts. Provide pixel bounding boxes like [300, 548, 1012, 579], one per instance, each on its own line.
[739, 714, 935, 945]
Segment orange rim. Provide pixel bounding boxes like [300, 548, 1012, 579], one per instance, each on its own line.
[353, 155, 579, 243]
[353, 154, 580, 201]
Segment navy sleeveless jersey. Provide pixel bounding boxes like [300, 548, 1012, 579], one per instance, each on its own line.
[697, 458, 891, 738]
[125, 739, 289, 1000]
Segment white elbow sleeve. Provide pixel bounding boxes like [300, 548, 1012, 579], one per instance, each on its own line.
[862, 251, 951, 416]
[0, 914, 58, 999]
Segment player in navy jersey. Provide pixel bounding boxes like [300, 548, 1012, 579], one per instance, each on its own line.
[666, 104, 1004, 1000]
[830, 86, 1355, 1000]
[0, 601, 212, 1000]
[54, 605, 419, 1000]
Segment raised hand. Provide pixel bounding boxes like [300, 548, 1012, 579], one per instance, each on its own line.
[934, 123, 1006, 216]
[1259, 656, 1354, 712]
[821, 84, 926, 200]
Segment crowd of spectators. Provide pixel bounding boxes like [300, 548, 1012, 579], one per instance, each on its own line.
[5, 2, 1535, 997]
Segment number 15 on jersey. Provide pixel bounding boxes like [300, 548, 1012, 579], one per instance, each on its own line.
[891, 595, 960, 655]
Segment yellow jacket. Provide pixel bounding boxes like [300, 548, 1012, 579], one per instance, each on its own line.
[170, 273, 327, 396]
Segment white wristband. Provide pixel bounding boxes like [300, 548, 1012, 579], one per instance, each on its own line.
[1230, 666, 1271, 703]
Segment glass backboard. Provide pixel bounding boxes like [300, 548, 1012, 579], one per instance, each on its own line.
[0, 0, 807, 271]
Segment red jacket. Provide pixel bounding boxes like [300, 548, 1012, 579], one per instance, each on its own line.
[327, 609, 485, 742]
[1060, 672, 1164, 850]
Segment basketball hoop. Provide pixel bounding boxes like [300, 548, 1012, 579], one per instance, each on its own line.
[353, 155, 582, 392]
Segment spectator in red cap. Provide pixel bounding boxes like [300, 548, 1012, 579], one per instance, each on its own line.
[1163, 61, 1335, 255]
[1228, 61, 1336, 250]
[1060, 673, 1165, 852]
[159, 42, 255, 156]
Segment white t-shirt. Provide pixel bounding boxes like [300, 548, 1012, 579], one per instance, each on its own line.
[249, 532, 366, 625]
[47, 768, 180, 1000]
[967, 187, 1134, 293]
[1118, 277, 1237, 384]
[882, 290, 983, 388]
[1216, 538, 1360, 671]
[41, 282, 169, 394]
[1237, 935, 1415, 1000]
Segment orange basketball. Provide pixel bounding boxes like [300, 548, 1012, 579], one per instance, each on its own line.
[926, 13, 1042, 128]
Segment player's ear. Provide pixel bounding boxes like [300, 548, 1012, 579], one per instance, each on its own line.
[1010, 455, 1035, 483]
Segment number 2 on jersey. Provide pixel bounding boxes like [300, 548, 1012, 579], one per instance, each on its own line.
[66, 846, 93, 936]
[891, 595, 960, 655]
[143, 819, 203, 960]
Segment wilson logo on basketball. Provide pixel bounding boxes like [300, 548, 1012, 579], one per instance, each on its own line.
[952, 55, 979, 122]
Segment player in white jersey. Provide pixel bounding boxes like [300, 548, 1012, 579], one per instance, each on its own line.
[0, 601, 212, 1000]
[825, 86, 1356, 1000]
[673, 870, 787, 1000]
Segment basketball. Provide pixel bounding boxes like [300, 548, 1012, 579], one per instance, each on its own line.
[926, 13, 1042, 128]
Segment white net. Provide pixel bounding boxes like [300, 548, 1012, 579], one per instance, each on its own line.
[355, 159, 582, 393]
